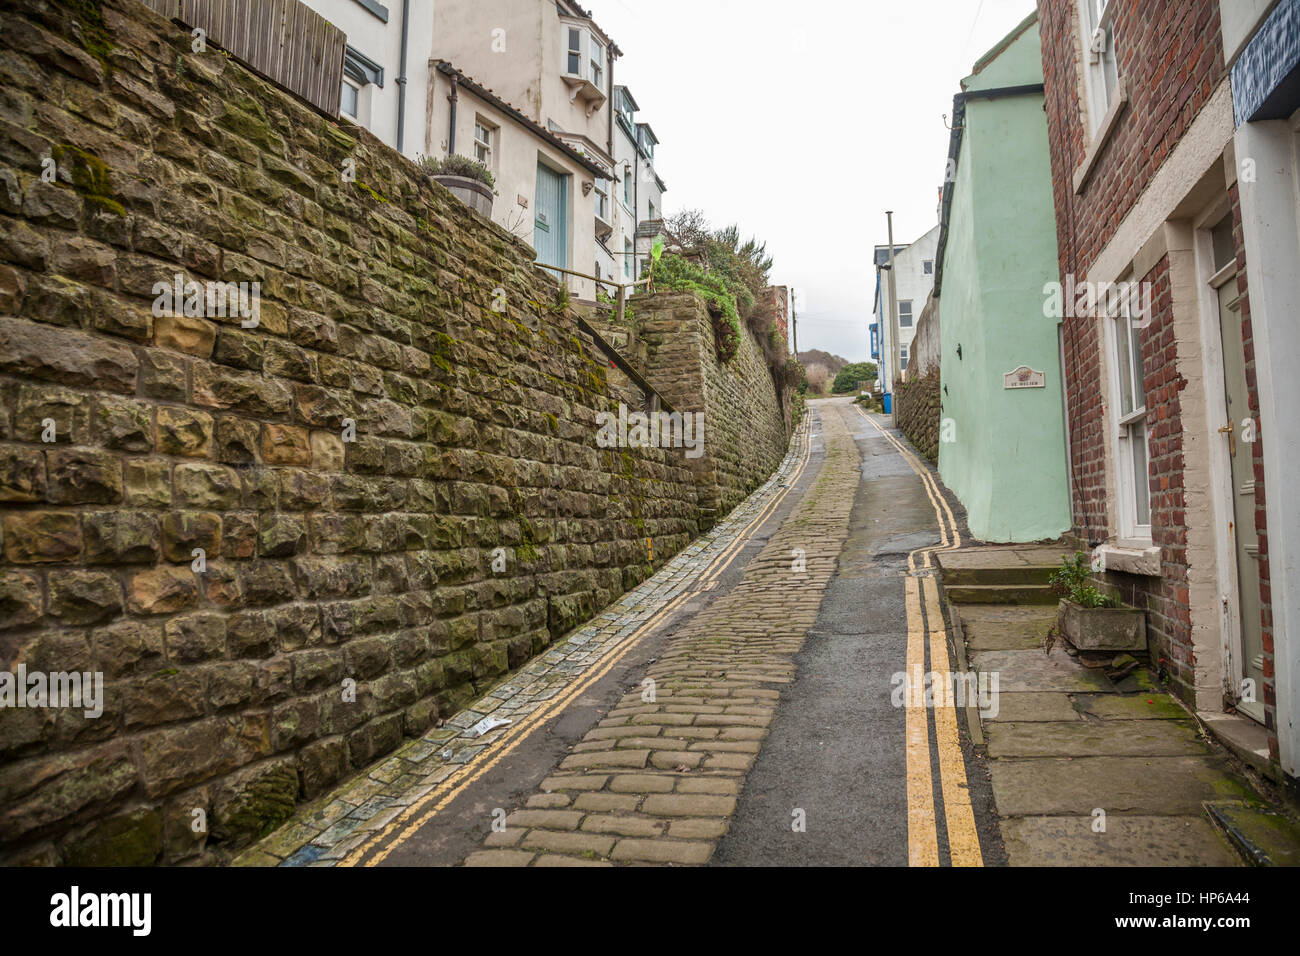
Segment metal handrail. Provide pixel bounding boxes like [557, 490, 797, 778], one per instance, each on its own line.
[534, 263, 673, 414]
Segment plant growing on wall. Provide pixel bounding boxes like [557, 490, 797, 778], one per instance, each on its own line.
[653, 252, 742, 362]
[1049, 552, 1118, 608]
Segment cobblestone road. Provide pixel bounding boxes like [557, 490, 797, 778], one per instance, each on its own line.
[456, 403, 859, 866]
[238, 398, 984, 867]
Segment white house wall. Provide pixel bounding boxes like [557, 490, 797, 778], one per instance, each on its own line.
[301, 0, 434, 161]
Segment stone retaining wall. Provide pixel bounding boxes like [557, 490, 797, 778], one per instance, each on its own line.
[0, 0, 783, 865]
[628, 293, 791, 525]
[894, 368, 941, 463]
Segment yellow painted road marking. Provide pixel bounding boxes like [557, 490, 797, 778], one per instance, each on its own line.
[904, 575, 939, 867]
[923, 576, 983, 867]
[853, 404, 980, 866]
[853, 406, 961, 570]
[342, 418, 815, 866]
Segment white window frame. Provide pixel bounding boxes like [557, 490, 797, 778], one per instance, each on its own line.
[623, 167, 632, 206]
[898, 299, 914, 327]
[589, 38, 604, 89]
[1080, 0, 1120, 137]
[473, 118, 495, 168]
[923, 260, 934, 275]
[565, 27, 583, 78]
[1105, 297, 1152, 543]
[340, 78, 360, 120]
[900, 344, 909, 370]
[594, 178, 609, 223]
[624, 237, 633, 278]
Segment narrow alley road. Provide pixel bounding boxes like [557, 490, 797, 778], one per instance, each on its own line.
[239, 398, 1001, 867]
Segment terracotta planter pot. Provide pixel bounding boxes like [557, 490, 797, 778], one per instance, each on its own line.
[433, 174, 493, 218]
[1058, 598, 1147, 652]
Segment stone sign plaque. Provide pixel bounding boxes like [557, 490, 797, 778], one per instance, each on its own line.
[1003, 366, 1046, 389]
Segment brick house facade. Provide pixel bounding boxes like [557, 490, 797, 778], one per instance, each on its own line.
[1038, 0, 1300, 788]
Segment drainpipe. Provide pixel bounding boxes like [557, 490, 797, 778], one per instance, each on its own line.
[395, 0, 410, 154]
[446, 73, 458, 154]
[633, 153, 639, 281]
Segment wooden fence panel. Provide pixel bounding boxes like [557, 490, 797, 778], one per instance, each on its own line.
[156, 0, 345, 117]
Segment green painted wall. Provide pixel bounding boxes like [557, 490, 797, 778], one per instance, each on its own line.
[937, 16, 1071, 543]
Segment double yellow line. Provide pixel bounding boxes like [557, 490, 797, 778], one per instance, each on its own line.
[854, 405, 981, 867]
[340, 420, 814, 866]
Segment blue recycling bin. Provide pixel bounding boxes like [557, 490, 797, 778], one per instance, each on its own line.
[882, 393, 892, 414]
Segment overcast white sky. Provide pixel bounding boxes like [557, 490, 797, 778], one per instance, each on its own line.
[593, 0, 1040, 362]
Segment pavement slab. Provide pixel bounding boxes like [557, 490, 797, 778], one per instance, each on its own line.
[970, 647, 1116, 693]
[961, 606, 1055, 651]
[986, 692, 1083, 723]
[990, 755, 1256, 816]
[1000, 815, 1242, 866]
[985, 719, 1207, 758]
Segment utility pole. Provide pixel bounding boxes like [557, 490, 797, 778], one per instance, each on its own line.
[886, 211, 900, 410]
[791, 289, 798, 355]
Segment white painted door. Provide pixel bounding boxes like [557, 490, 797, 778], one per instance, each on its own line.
[1211, 235, 1265, 722]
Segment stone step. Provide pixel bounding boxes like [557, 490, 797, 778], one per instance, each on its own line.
[945, 582, 1058, 605]
[940, 564, 1056, 586]
[937, 546, 1066, 588]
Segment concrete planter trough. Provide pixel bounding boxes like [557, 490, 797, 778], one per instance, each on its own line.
[1058, 598, 1147, 652]
[433, 174, 493, 218]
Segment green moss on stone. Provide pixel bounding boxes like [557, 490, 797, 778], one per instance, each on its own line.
[63, 808, 163, 866]
[65, 0, 115, 70]
[51, 144, 125, 215]
[355, 181, 390, 204]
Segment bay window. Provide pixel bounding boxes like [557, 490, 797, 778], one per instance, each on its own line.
[563, 25, 605, 90]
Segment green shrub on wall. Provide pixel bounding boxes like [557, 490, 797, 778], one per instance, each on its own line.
[653, 253, 743, 362]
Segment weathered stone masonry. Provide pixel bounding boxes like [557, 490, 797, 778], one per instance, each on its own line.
[594, 292, 791, 527]
[0, 0, 789, 864]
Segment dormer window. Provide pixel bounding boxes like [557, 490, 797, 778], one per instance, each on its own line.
[636, 126, 656, 161]
[617, 88, 636, 128]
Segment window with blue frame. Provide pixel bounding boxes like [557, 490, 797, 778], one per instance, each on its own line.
[870, 323, 879, 359]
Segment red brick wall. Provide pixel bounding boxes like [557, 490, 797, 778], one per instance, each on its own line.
[1039, 0, 1225, 276]
[1041, 1, 1276, 750]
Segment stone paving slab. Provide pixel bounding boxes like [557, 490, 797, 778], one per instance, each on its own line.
[1000, 815, 1241, 866]
[960, 606, 1055, 651]
[1075, 692, 1189, 720]
[986, 692, 1083, 723]
[986, 719, 1207, 758]
[969, 648, 1115, 693]
[990, 756, 1256, 816]
[238, 417, 813, 866]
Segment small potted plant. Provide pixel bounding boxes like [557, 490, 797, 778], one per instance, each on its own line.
[418, 154, 495, 217]
[1049, 551, 1147, 652]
